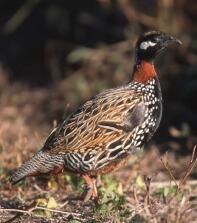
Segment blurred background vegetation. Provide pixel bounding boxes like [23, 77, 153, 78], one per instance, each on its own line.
[0, 0, 197, 170]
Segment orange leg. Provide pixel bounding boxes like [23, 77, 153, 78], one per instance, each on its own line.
[82, 175, 98, 202]
[92, 178, 98, 199]
[96, 175, 102, 187]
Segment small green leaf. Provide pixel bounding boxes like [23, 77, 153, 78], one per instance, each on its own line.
[164, 187, 170, 197]
[47, 197, 58, 209]
[135, 175, 145, 190]
[36, 198, 48, 207]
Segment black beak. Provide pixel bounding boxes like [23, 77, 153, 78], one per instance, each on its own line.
[163, 35, 182, 46]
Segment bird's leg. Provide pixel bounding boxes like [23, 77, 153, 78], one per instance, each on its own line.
[92, 177, 98, 200]
[82, 174, 94, 202]
[96, 175, 102, 187]
[82, 175, 99, 202]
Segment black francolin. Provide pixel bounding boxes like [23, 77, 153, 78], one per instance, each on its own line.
[11, 31, 181, 202]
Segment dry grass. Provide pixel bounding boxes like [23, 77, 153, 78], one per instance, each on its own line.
[0, 76, 196, 223]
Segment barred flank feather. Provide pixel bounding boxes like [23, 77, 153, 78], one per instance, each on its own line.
[10, 150, 64, 184]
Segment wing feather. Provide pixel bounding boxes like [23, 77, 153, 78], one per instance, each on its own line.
[42, 87, 145, 155]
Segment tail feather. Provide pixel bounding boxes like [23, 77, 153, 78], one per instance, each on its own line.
[10, 151, 64, 184]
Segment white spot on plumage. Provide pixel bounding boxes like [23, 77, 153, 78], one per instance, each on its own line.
[138, 129, 144, 135]
[140, 41, 157, 50]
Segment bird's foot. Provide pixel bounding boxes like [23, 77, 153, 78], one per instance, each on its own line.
[82, 174, 99, 202]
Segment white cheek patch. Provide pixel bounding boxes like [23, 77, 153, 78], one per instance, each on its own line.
[140, 41, 156, 50]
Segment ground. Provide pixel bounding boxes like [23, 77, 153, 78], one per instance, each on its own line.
[0, 70, 196, 223]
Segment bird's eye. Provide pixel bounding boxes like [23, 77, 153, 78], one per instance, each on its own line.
[154, 37, 160, 42]
[139, 40, 156, 50]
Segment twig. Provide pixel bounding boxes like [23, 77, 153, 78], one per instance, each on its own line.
[0, 207, 81, 216]
[144, 175, 152, 206]
[33, 206, 81, 216]
[59, 200, 69, 208]
[0, 208, 31, 214]
[159, 152, 178, 188]
[33, 183, 49, 193]
[1, 206, 82, 223]
[3, 0, 40, 34]
[178, 145, 197, 190]
[2, 201, 36, 223]
[133, 186, 140, 204]
[150, 180, 197, 187]
[159, 145, 197, 195]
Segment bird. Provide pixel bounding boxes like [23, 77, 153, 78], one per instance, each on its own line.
[11, 31, 181, 202]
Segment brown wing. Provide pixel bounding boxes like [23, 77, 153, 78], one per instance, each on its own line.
[42, 87, 145, 157]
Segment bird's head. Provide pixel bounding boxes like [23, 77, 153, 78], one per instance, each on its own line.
[132, 31, 182, 83]
[135, 31, 182, 62]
